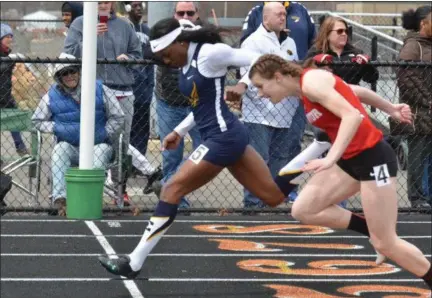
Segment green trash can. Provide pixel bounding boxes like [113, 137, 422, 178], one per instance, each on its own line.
[65, 168, 105, 220]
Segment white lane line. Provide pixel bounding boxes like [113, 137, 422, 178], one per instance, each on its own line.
[1, 219, 430, 224]
[1, 234, 431, 239]
[0, 278, 425, 282]
[2, 253, 431, 258]
[85, 221, 144, 298]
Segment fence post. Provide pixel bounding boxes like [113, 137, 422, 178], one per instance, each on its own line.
[370, 35, 378, 113]
[65, 2, 104, 220]
[79, 2, 98, 169]
[392, 17, 398, 60]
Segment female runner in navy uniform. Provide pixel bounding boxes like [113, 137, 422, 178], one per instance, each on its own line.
[99, 18, 385, 280]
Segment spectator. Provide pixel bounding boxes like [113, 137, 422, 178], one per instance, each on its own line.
[123, 1, 162, 192]
[63, 1, 142, 206]
[0, 23, 29, 157]
[61, 2, 83, 30]
[240, 1, 315, 203]
[240, 2, 304, 209]
[306, 16, 379, 85]
[397, 6, 431, 210]
[31, 53, 125, 216]
[152, 1, 203, 210]
[240, 1, 315, 60]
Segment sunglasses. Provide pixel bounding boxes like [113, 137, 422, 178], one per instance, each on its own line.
[60, 69, 78, 77]
[176, 10, 196, 17]
[331, 28, 348, 35]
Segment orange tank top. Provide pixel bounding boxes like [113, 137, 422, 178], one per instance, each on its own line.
[300, 68, 383, 159]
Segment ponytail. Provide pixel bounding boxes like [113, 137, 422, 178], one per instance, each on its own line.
[150, 17, 230, 48]
[302, 58, 318, 69]
[249, 54, 304, 80]
[402, 9, 419, 31]
[402, 6, 432, 31]
[177, 24, 225, 44]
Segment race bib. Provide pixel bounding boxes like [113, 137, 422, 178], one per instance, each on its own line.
[189, 144, 209, 165]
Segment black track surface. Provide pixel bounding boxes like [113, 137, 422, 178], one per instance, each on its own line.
[1, 214, 431, 298]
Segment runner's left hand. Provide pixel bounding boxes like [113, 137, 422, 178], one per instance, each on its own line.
[302, 157, 334, 173]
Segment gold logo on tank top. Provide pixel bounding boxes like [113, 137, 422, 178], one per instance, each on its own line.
[189, 81, 199, 108]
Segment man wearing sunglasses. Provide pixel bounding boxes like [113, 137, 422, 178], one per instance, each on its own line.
[175, 2, 199, 22]
[31, 53, 125, 216]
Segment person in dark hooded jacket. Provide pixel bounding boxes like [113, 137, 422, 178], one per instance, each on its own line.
[61, 2, 83, 29]
[0, 23, 29, 156]
[397, 6, 432, 210]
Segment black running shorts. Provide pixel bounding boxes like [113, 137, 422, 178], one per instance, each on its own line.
[336, 140, 398, 184]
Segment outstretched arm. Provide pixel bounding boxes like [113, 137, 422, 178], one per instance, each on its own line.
[350, 84, 412, 124]
[205, 43, 261, 87]
[350, 85, 395, 115]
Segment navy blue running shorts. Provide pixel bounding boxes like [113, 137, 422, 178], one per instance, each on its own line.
[188, 120, 250, 167]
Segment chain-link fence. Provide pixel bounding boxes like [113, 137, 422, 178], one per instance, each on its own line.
[1, 56, 431, 216]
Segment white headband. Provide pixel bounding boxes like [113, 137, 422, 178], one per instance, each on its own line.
[150, 27, 182, 53]
[150, 20, 202, 53]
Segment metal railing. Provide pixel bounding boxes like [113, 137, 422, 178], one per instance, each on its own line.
[310, 11, 406, 40]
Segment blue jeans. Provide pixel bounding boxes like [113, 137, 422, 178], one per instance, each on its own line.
[11, 131, 27, 152]
[7, 101, 27, 152]
[156, 98, 201, 199]
[243, 107, 305, 207]
[407, 135, 432, 203]
[130, 100, 151, 156]
[51, 142, 113, 202]
[130, 72, 153, 156]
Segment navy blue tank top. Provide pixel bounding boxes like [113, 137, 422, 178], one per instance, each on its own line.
[178, 43, 238, 140]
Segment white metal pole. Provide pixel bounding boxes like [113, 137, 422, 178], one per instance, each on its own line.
[79, 2, 98, 169]
[224, 1, 228, 18]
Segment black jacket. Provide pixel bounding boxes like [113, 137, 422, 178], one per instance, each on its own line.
[306, 43, 379, 85]
[155, 66, 189, 107]
[397, 32, 432, 135]
[0, 48, 15, 108]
